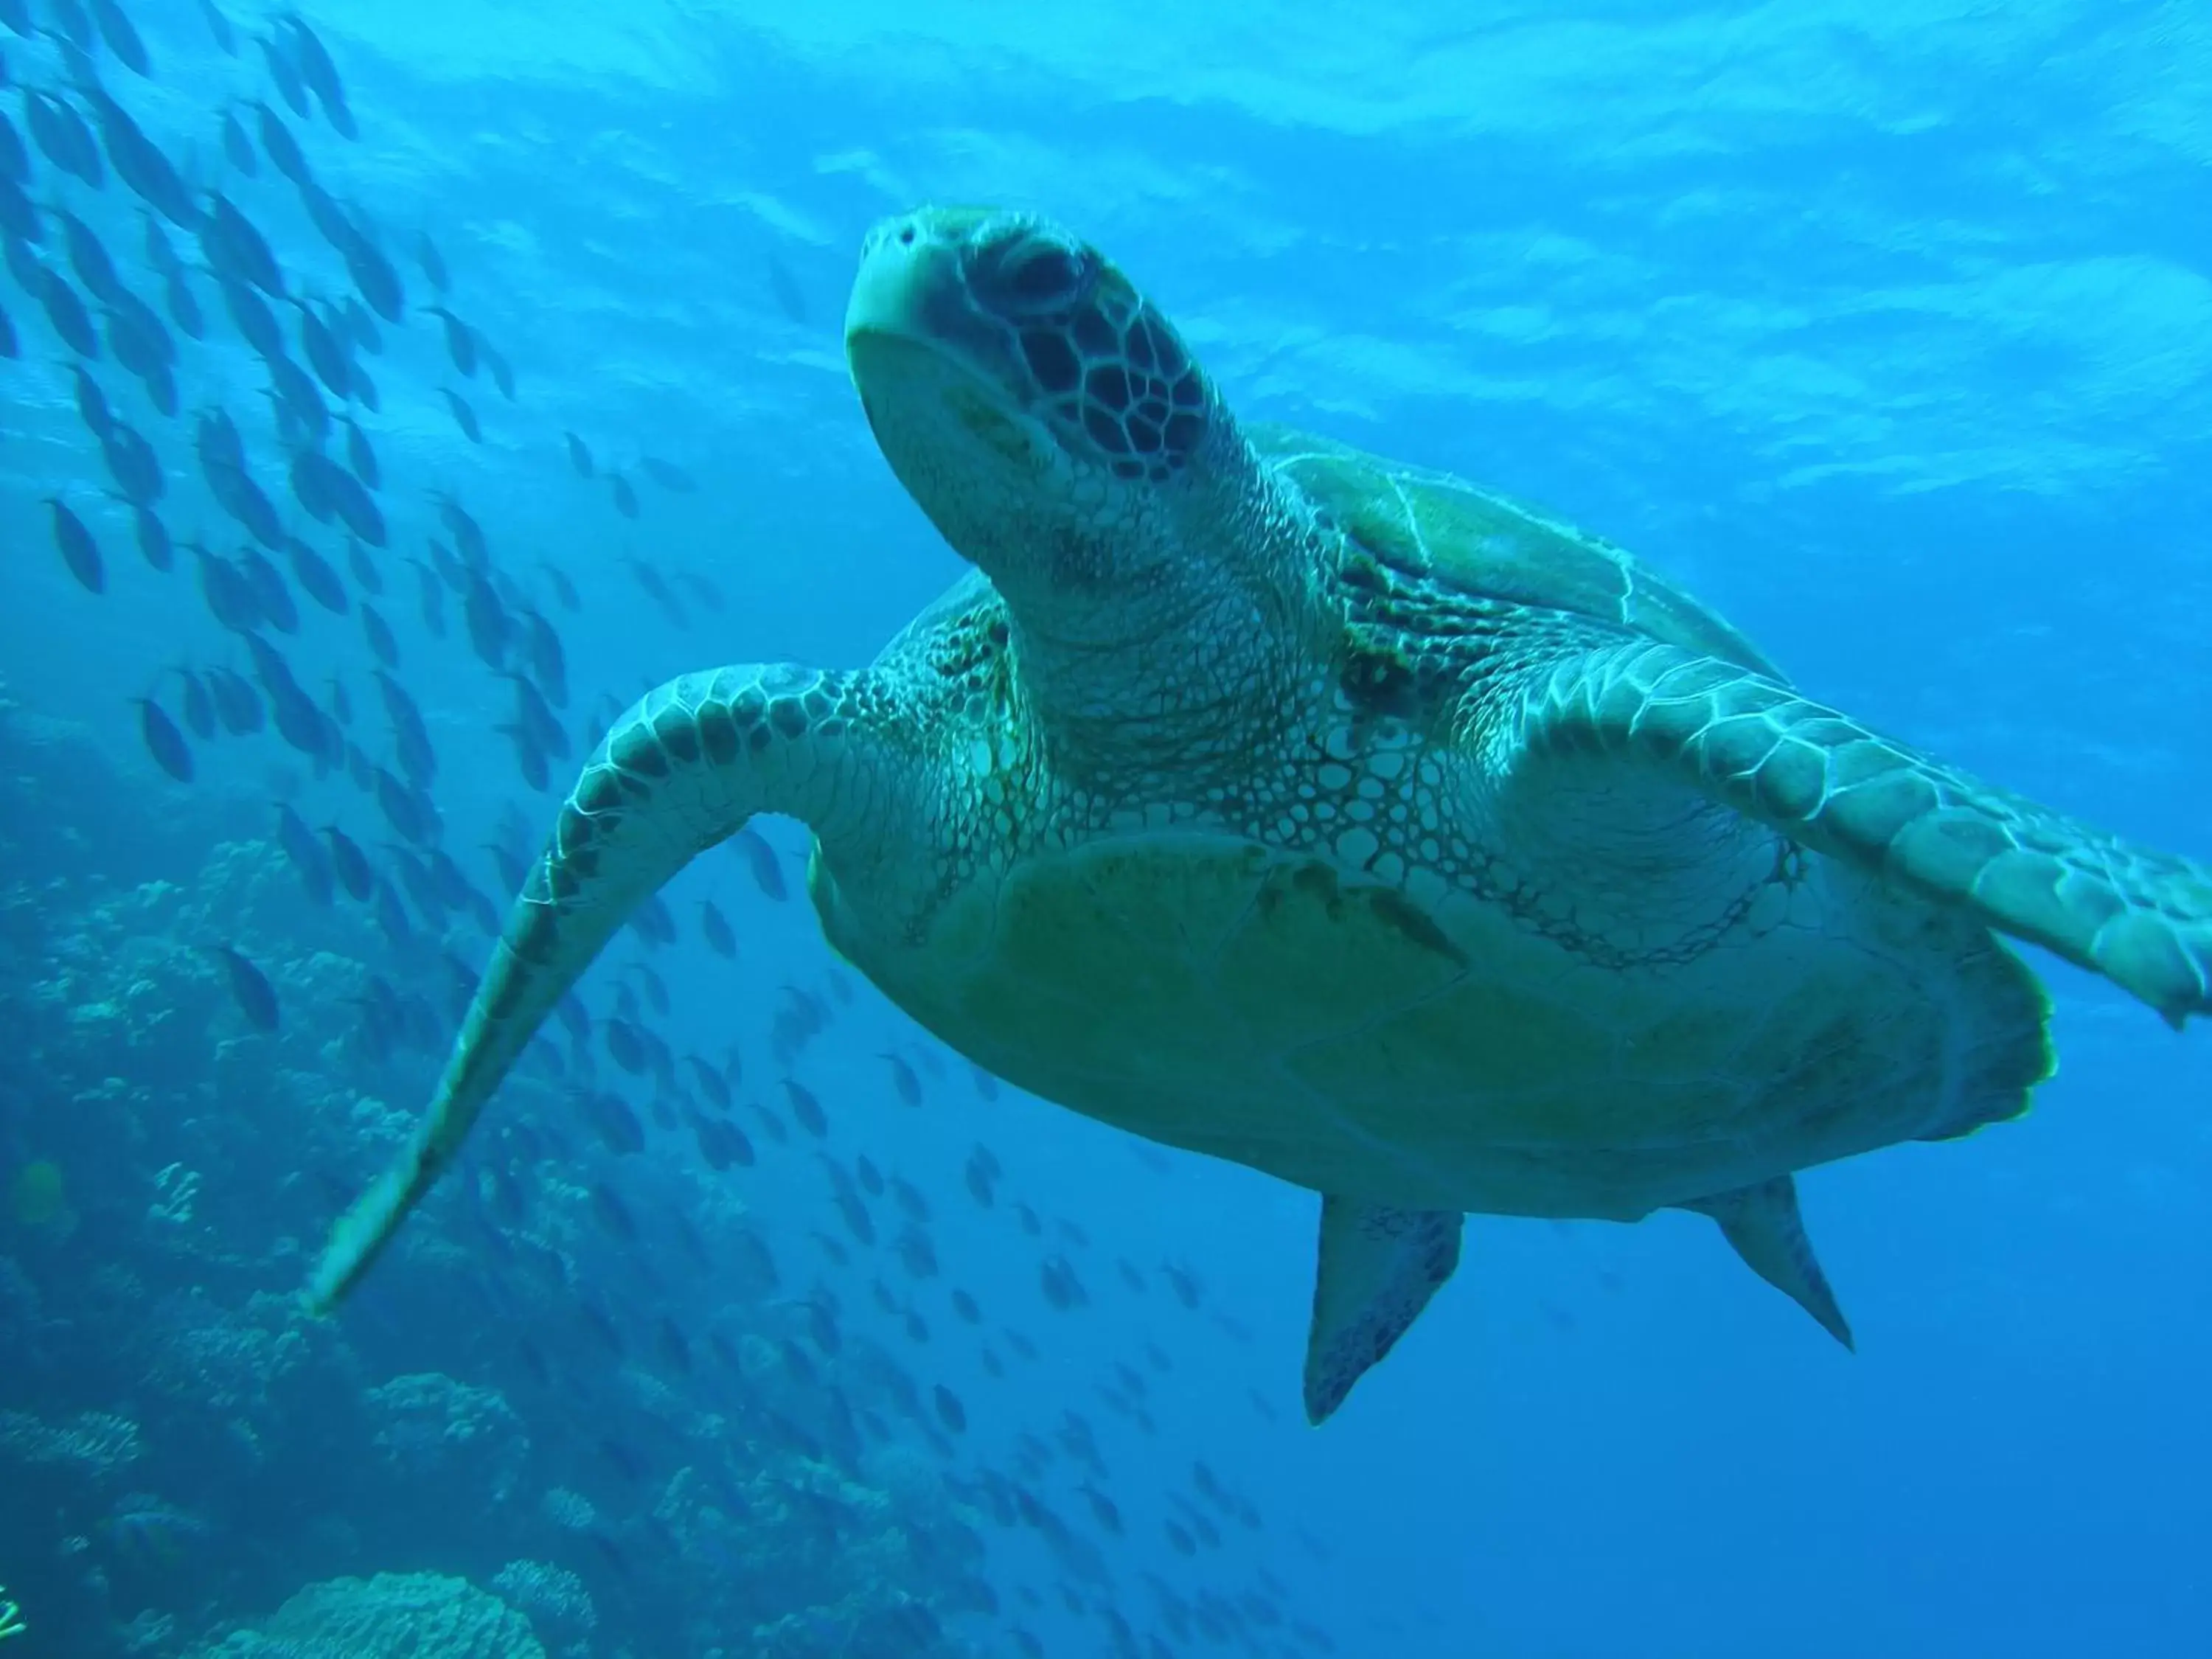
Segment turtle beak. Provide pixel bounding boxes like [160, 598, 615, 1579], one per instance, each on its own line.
[846, 211, 1060, 499]
[845, 210, 992, 366]
[844, 216, 935, 347]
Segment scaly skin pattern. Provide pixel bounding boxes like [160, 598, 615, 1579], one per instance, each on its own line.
[310, 206, 2211, 1351]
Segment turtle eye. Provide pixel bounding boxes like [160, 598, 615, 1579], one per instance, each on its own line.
[973, 235, 1096, 316]
[1006, 246, 1085, 305]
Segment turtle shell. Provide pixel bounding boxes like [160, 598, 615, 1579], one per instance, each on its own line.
[1248, 421, 1784, 679]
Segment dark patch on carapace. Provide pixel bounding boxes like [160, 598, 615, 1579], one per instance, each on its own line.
[1368, 888, 1469, 967]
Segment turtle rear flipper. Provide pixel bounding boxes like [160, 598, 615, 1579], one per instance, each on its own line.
[1303, 1196, 1463, 1425]
[1518, 641, 2212, 1029]
[307, 662, 901, 1313]
[1684, 1174, 1853, 1350]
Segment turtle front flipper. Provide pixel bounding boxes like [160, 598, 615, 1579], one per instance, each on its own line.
[307, 663, 896, 1312]
[1520, 640, 2212, 1029]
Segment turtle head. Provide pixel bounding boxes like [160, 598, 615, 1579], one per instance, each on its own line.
[846, 208, 1259, 641]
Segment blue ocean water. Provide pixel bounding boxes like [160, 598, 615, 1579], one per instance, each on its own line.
[1, 2, 2208, 1656]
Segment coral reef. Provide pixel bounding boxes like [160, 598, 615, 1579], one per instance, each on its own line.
[0, 1409, 143, 1478]
[142, 1292, 322, 1422]
[487, 1561, 597, 1658]
[187, 1572, 546, 1659]
[365, 1374, 528, 1508]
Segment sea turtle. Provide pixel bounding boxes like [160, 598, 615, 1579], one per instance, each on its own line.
[309, 206, 2212, 1424]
